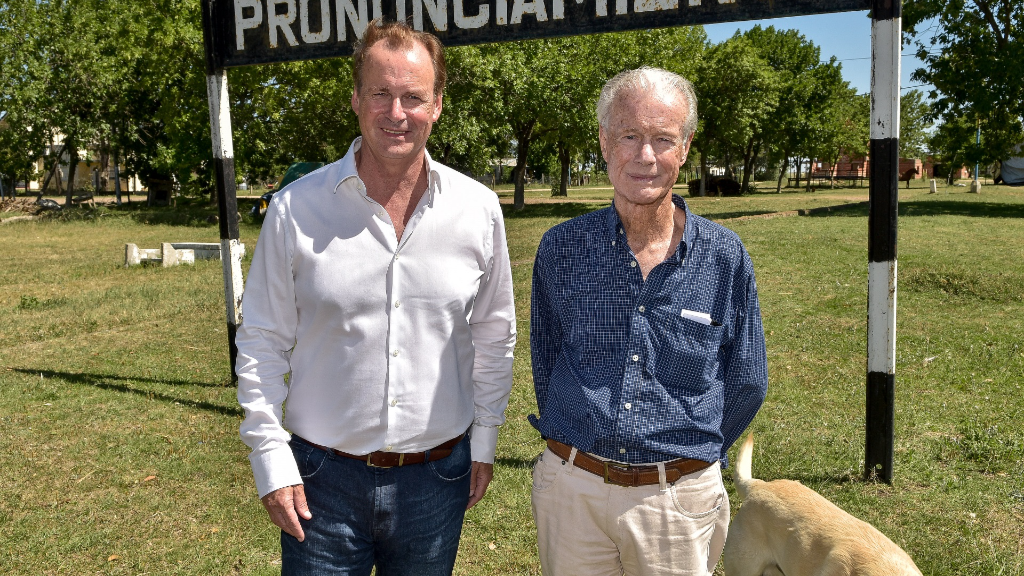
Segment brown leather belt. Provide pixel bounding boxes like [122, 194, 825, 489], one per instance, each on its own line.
[294, 433, 465, 468]
[546, 439, 714, 487]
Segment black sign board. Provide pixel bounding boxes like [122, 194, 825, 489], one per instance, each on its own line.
[203, 0, 869, 69]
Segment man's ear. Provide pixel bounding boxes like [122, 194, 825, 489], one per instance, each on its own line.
[680, 132, 695, 166]
[351, 88, 359, 115]
[432, 92, 443, 122]
[598, 126, 609, 162]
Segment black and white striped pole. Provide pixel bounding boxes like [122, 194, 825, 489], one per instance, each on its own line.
[202, 0, 244, 383]
[866, 0, 901, 483]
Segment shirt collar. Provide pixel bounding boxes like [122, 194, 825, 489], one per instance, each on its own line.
[605, 194, 695, 261]
[333, 136, 441, 202]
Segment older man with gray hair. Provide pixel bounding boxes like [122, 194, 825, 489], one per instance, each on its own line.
[528, 66, 768, 575]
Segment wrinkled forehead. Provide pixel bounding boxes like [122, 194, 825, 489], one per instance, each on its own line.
[606, 88, 688, 132]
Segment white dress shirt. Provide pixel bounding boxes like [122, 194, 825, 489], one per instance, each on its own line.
[236, 138, 516, 498]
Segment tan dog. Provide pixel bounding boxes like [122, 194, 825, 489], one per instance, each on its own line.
[723, 434, 923, 576]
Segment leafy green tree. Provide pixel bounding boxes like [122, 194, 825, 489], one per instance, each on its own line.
[694, 35, 781, 194]
[429, 45, 499, 178]
[899, 89, 933, 158]
[230, 58, 359, 187]
[904, 0, 1024, 162]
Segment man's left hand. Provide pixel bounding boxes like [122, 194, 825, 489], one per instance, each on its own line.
[467, 461, 493, 510]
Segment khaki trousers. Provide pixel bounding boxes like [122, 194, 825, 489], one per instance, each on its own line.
[531, 447, 729, 576]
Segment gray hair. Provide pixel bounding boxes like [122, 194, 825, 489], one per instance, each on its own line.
[596, 67, 698, 139]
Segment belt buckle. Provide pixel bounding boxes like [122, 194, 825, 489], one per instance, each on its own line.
[367, 453, 405, 468]
[603, 461, 632, 486]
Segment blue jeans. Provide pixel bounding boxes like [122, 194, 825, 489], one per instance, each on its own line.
[281, 434, 472, 576]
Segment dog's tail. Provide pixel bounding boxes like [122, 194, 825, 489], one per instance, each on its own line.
[733, 433, 756, 501]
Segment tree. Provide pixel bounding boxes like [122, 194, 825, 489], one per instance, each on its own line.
[899, 89, 932, 158]
[693, 35, 780, 194]
[904, 0, 1024, 162]
[230, 58, 360, 188]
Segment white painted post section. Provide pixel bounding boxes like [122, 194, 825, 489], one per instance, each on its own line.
[866, 0, 901, 483]
[206, 69, 244, 381]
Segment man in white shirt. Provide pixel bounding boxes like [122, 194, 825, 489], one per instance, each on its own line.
[235, 20, 516, 575]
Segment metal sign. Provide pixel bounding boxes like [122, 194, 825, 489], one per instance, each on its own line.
[204, 0, 869, 68]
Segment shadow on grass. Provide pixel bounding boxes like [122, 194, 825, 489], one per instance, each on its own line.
[805, 200, 1024, 219]
[501, 202, 609, 219]
[699, 210, 779, 221]
[495, 456, 537, 470]
[54, 197, 255, 228]
[12, 368, 242, 418]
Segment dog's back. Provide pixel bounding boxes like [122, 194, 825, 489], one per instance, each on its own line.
[725, 434, 923, 576]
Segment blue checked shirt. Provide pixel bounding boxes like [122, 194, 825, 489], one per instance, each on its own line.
[529, 195, 767, 465]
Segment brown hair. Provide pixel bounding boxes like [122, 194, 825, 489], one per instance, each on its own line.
[352, 20, 447, 97]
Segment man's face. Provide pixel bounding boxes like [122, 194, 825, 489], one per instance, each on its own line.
[599, 89, 691, 209]
[351, 41, 442, 165]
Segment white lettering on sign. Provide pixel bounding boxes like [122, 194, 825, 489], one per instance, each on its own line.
[413, 0, 448, 31]
[234, 0, 263, 51]
[336, 0, 368, 41]
[300, 0, 331, 42]
[511, 0, 548, 24]
[496, 0, 508, 24]
[454, 0, 489, 28]
[268, 0, 299, 47]
[228, 0, 735, 53]
[635, 0, 676, 12]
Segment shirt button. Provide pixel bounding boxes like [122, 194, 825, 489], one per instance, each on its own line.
[392, 350, 399, 357]
[638, 305, 645, 313]
[619, 448, 626, 454]
[632, 354, 639, 362]
[390, 399, 398, 407]
[385, 445, 393, 451]
[378, 211, 385, 218]
[394, 301, 401, 308]
[624, 403, 632, 410]
[630, 260, 637, 268]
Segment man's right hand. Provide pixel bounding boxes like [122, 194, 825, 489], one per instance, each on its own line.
[261, 484, 312, 542]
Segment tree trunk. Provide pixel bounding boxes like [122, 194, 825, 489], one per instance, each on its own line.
[699, 148, 707, 197]
[113, 147, 123, 206]
[794, 157, 801, 188]
[554, 141, 570, 197]
[512, 122, 535, 211]
[65, 140, 78, 206]
[741, 138, 761, 195]
[98, 145, 109, 193]
[829, 152, 841, 188]
[776, 155, 788, 193]
[38, 143, 68, 200]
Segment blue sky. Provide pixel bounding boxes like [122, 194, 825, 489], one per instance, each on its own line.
[702, 11, 935, 97]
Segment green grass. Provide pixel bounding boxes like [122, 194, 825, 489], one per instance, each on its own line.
[1, 185, 1023, 574]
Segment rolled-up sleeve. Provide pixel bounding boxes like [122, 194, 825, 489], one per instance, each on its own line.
[236, 198, 302, 498]
[466, 207, 517, 464]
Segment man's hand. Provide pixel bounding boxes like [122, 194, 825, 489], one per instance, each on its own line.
[467, 461, 494, 510]
[261, 484, 312, 541]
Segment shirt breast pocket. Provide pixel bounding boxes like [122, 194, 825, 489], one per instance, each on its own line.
[655, 315, 726, 389]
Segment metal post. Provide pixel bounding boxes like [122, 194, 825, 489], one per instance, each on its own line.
[974, 119, 980, 181]
[202, 0, 244, 382]
[866, 0, 901, 483]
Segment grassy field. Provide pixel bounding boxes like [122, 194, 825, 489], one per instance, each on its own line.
[1, 180, 1022, 575]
